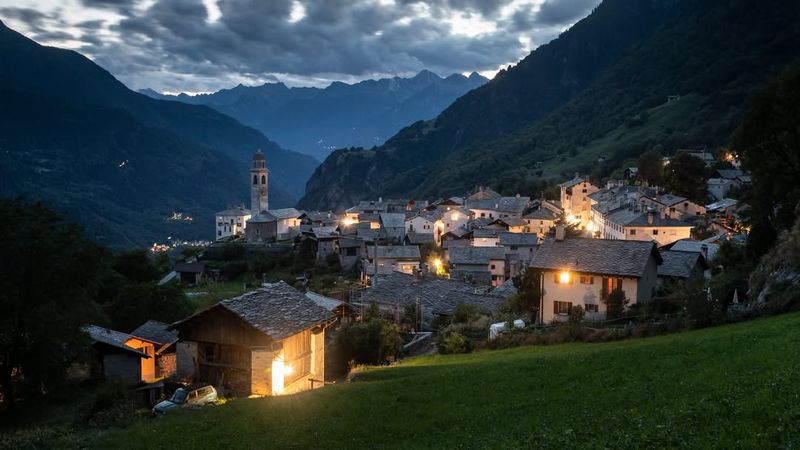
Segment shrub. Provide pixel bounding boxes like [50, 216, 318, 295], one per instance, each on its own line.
[451, 303, 479, 324]
[222, 261, 248, 280]
[438, 332, 471, 354]
[604, 288, 629, 319]
[329, 316, 403, 374]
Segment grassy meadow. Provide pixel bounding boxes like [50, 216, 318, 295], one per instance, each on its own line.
[91, 312, 800, 449]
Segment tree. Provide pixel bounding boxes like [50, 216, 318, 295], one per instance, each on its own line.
[638, 150, 664, 186]
[603, 288, 629, 319]
[664, 151, 708, 203]
[732, 62, 800, 258]
[504, 269, 542, 321]
[105, 282, 193, 332]
[0, 199, 104, 409]
[112, 249, 160, 282]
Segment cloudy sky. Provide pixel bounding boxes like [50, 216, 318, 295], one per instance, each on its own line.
[0, 0, 600, 93]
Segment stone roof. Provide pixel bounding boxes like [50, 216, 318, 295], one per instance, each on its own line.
[305, 291, 345, 312]
[658, 251, 706, 278]
[361, 272, 504, 315]
[367, 245, 421, 260]
[338, 236, 363, 248]
[706, 198, 738, 211]
[173, 282, 335, 341]
[473, 228, 501, 239]
[649, 194, 688, 207]
[466, 196, 530, 215]
[558, 176, 584, 188]
[449, 246, 506, 265]
[531, 237, 661, 278]
[466, 186, 502, 201]
[216, 207, 251, 216]
[268, 208, 303, 220]
[405, 232, 435, 245]
[714, 169, 743, 180]
[606, 208, 690, 228]
[442, 239, 471, 249]
[130, 320, 178, 346]
[85, 325, 149, 357]
[346, 200, 388, 213]
[499, 232, 538, 246]
[310, 226, 338, 239]
[248, 211, 278, 223]
[379, 212, 406, 229]
[495, 217, 527, 227]
[304, 211, 339, 223]
[669, 239, 720, 261]
[442, 226, 471, 239]
[523, 208, 557, 220]
[490, 278, 518, 299]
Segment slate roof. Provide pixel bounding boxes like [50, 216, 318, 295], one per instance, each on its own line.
[449, 246, 506, 265]
[268, 208, 303, 220]
[85, 325, 149, 357]
[404, 232, 435, 245]
[216, 207, 251, 216]
[499, 232, 538, 246]
[442, 239, 471, 249]
[442, 226, 471, 239]
[310, 226, 338, 239]
[366, 245, 421, 259]
[467, 187, 502, 200]
[650, 194, 688, 207]
[466, 196, 530, 215]
[130, 320, 178, 346]
[558, 176, 584, 188]
[361, 272, 504, 315]
[248, 211, 278, 223]
[305, 291, 345, 312]
[669, 239, 720, 261]
[338, 236, 363, 248]
[490, 278, 518, 300]
[530, 237, 661, 278]
[523, 209, 557, 220]
[303, 211, 339, 224]
[473, 228, 501, 239]
[658, 251, 706, 278]
[606, 208, 690, 228]
[379, 213, 406, 229]
[706, 198, 738, 211]
[172, 282, 335, 341]
[494, 217, 528, 228]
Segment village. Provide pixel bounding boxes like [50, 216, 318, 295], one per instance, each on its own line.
[71, 146, 755, 408]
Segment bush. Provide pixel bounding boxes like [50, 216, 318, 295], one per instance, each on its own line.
[222, 261, 248, 280]
[451, 303, 480, 324]
[249, 256, 276, 275]
[329, 316, 403, 374]
[437, 332, 471, 354]
[604, 288, 629, 319]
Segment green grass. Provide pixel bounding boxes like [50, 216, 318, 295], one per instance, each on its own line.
[93, 313, 800, 449]
[186, 280, 252, 311]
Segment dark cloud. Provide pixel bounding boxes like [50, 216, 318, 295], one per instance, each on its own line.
[3, 0, 601, 91]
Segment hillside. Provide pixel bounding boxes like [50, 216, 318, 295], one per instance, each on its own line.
[93, 313, 800, 448]
[142, 70, 488, 161]
[298, 0, 681, 210]
[0, 21, 318, 248]
[417, 0, 800, 198]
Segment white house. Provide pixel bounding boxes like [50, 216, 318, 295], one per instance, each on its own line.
[379, 212, 407, 243]
[216, 207, 251, 240]
[603, 207, 693, 247]
[472, 228, 501, 247]
[466, 195, 530, 220]
[530, 234, 661, 322]
[268, 208, 303, 240]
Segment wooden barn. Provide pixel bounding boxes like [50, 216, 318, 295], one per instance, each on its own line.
[170, 282, 336, 397]
[82, 325, 155, 385]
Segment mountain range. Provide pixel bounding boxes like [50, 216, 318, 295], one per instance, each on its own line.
[140, 70, 488, 161]
[298, 0, 800, 210]
[0, 20, 317, 248]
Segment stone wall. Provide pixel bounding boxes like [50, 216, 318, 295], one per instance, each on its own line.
[176, 341, 198, 380]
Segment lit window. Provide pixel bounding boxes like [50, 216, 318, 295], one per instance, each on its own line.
[580, 276, 594, 284]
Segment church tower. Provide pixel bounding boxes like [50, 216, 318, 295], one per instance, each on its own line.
[250, 150, 268, 214]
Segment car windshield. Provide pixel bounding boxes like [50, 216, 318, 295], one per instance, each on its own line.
[170, 389, 188, 403]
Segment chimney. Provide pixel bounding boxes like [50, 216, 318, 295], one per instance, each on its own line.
[555, 224, 566, 241]
[647, 209, 655, 225]
[516, 193, 520, 198]
[700, 244, 708, 260]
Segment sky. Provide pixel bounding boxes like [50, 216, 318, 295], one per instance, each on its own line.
[0, 0, 601, 93]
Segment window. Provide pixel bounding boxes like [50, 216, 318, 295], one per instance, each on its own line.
[253, 175, 258, 185]
[580, 276, 594, 284]
[585, 304, 599, 313]
[554, 301, 572, 315]
[601, 277, 623, 299]
[554, 273, 573, 284]
[261, 175, 266, 185]
[510, 246, 518, 250]
[423, 224, 430, 230]
[217, 230, 222, 236]
[480, 213, 486, 218]
[629, 229, 636, 236]
[344, 247, 357, 256]
[652, 229, 659, 235]
[490, 264, 496, 270]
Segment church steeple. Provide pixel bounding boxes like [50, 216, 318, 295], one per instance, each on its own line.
[250, 149, 268, 213]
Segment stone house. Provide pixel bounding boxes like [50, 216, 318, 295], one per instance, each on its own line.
[83, 325, 157, 385]
[130, 320, 179, 379]
[171, 282, 335, 396]
[363, 245, 421, 278]
[379, 212, 407, 243]
[530, 235, 661, 322]
[338, 236, 365, 271]
[246, 212, 278, 243]
[448, 246, 507, 286]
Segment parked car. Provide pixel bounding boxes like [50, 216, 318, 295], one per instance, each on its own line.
[152, 384, 218, 414]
